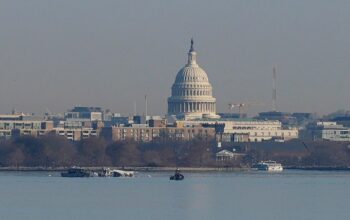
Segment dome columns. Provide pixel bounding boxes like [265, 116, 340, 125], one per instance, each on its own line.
[168, 101, 216, 115]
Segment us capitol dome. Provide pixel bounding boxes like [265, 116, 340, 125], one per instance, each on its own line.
[167, 39, 219, 119]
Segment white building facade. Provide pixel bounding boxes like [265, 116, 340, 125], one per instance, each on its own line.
[179, 119, 299, 142]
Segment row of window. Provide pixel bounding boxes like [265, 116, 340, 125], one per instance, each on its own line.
[248, 132, 294, 136]
[183, 76, 206, 81]
[173, 89, 211, 96]
[232, 126, 281, 130]
[176, 81, 209, 87]
[118, 129, 209, 134]
[0, 122, 41, 129]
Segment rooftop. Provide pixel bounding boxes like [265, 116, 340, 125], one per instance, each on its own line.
[186, 118, 277, 122]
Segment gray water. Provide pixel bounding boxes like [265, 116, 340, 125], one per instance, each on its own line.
[0, 170, 349, 220]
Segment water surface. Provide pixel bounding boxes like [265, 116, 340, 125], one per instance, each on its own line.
[0, 170, 349, 220]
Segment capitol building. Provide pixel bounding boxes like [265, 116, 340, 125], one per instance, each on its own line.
[168, 39, 219, 119]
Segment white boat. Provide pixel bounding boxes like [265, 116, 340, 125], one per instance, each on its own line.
[256, 161, 283, 172]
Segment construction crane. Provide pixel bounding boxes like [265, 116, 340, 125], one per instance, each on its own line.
[228, 102, 264, 118]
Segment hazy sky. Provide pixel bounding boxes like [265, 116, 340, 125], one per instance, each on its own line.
[0, 0, 349, 116]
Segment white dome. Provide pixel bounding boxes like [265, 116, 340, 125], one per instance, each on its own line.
[167, 39, 217, 119]
[175, 66, 209, 83]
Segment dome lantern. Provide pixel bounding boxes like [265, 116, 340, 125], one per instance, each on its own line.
[187, 38, 198, 67]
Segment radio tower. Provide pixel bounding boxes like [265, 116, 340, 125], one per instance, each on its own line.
[272, 67, 277, 112]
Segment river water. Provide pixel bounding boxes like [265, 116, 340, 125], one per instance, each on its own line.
[0, 170, 349, 220]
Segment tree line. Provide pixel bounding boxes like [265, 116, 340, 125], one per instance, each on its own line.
[244, 140, 350, 168]
[0, 134, 217, 168]
[1, 135, 350, 168]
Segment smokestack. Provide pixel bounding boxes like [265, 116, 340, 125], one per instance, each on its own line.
[272, 67, 277, 111]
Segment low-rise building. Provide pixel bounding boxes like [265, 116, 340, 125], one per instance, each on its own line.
[216, 150, 246, 162]
[101, 126, 216, 142]
[302, 121, 350, 141]
[178, 118, 298, 142]
[55, 127, 99, 141]
[0, 114, 54, 139]
[65, 106, 103, 122]
[256, 111, 314, 128]
[0, 113, 101, 141]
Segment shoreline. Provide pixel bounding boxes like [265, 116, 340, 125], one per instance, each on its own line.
[1, 166, 350, 172]
[285, 166, 350, 171]
[0, 166, 249, 172]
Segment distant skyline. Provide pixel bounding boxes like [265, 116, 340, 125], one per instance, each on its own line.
[0, 1, 349, 116]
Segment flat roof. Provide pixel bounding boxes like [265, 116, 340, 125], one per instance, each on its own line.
[181, 118, 277, 122]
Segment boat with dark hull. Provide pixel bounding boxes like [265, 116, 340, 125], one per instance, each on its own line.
[170, 169, 184, 181]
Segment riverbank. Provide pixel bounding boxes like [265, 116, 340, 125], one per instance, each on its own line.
[0, 166, 249, 172]
[285, 166, 350, 171]
[1, 166, 350, 172]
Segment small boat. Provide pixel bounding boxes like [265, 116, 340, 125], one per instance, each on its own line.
[61, 167, 97, 177]
[255, 161, 283, 172]
[170, 169, 184, 181]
